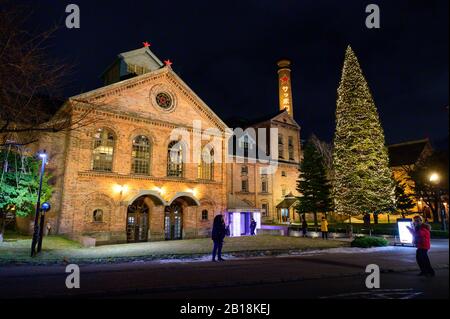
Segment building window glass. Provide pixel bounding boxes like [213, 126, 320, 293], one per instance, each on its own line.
[198, 148, 214, 180]
[132, 135, 151, 175]
[241, 179, 248, 192]
[92, 128, 115, 172]
[167, 141, 184, 177]
[281, 171, 286, 177]
[241, 165, 248, 175]
[155, 92, 173, 109]
[278, 134, 284, 159]
[262, 203, 268, 217]
[201, 210, 208, 221]
[93, 209, 103, 222]
[261, 174, 268, 193]
[288, 136, 294, 160]
[281, 208, 289, 223]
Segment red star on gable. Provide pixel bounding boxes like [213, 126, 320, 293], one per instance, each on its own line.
[143, 41, 151, 47]
[164, 59, 173, 67]
[280, 75, 289, 83]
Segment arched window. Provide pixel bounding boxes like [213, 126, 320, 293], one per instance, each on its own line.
[261, 173, 268, 193]
[132, 135, 151, 175]
[278, 134, 284, 159]
[167, 141, 184, 177]
[93, 209, 103, 222]
[198, 148, 214, 180]
[92, 128, 115, 171]
[201, 209, 209, 221]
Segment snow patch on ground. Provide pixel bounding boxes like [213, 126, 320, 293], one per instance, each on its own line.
[286, 246, 397, 257]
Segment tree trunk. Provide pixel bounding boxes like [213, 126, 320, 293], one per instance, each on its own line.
[348, 215, 353, 238]
[432, 199, 440, 223]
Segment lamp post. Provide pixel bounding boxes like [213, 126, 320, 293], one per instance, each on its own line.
[37, 202, 51, 253]
[30, 151, 47, 257]
[429, 172, 446, 231]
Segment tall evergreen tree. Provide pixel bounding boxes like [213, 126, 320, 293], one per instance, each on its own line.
[296, 139, 333, 226]
[332, 46, 395, 220]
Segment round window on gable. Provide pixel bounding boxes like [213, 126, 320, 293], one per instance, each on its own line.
[93, 209, 103, 222]
[155, 92, 173, 110]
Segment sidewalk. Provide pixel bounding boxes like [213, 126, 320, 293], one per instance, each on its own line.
[0, 241, 447, 299]
[0, 235, 348, 265]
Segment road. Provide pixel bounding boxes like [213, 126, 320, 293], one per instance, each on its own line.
[0, 240, 448, 299]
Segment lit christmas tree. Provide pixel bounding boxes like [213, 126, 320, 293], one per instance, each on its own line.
[332, 46, 395, 221]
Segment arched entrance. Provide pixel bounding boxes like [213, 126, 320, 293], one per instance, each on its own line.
[164, 203, 183, 240]
[164, 193, 200, 240]
[126, 197, 150, 243]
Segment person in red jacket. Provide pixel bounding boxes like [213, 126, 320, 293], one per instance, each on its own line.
[407, 216, 435, 277]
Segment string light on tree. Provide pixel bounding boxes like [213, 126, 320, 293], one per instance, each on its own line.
[332, 46, 395, 224]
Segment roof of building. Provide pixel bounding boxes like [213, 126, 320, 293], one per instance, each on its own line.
[100, 47, 164, 83]
[224, 109, 290, 129]
[276, 193, 298, 209]
[387, 138, 432, 167]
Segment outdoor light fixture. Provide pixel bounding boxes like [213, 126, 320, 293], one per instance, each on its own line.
[429, 172, 440, 183]
[36, 202, 52, 253]
[41, 202, 51, 212]
[113, 184, 128, 195]
[187, 188, 197, 197]
[30, 150, 48, 257]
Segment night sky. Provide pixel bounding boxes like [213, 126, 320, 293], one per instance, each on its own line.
[22, 0, 448, 147]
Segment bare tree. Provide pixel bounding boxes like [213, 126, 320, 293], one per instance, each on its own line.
[0, 1, 96, 147]
[310, 134, 333, 172]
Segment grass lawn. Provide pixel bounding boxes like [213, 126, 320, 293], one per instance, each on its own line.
[0, 233, 348, 265]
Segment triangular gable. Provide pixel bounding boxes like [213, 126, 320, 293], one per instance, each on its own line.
[71, 66, 228, 131]
[270, 109, 300, 128]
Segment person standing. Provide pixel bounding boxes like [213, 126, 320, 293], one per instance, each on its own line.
[301, 215, 308, 237]
[320, 216, 328, 240]
[407, 216, 435, 277]
[250, 218, 257, 236]
[211, 214, 226, 262]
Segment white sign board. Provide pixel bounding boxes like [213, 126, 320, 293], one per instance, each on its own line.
[397, 218, 413, 244]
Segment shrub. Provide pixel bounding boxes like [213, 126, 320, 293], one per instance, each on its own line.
[351, 236, 389, 248]
[430, 230, 449, 239]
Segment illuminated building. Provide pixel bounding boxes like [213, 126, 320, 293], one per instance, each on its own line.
[20, 47, 301, 243]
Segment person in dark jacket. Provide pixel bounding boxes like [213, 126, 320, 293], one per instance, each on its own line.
[211, 214, 226, 262]
[250, 218, 257, 235]
[301, 215, 308, 237]
[407, 216, 435, 277]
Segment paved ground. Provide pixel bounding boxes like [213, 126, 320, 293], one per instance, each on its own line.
[0, 235, 347, 264]
[0, 240, 447, 299]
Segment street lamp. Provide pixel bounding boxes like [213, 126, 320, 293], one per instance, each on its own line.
[429, 173, 439, 183]
[37, 202, 51, 253]
[30, 150, 48, 257]
[429, 172, 446, 231]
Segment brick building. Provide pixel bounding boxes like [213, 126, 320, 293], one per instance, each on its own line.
[35, 47, 301, 244]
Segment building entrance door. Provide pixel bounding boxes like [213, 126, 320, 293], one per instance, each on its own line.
[164, 204, 183, 240]
[126, 197, 149, 242]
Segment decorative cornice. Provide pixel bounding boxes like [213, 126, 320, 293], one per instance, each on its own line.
[73, 104, 224, 137]
[77, 171, 221, 184]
